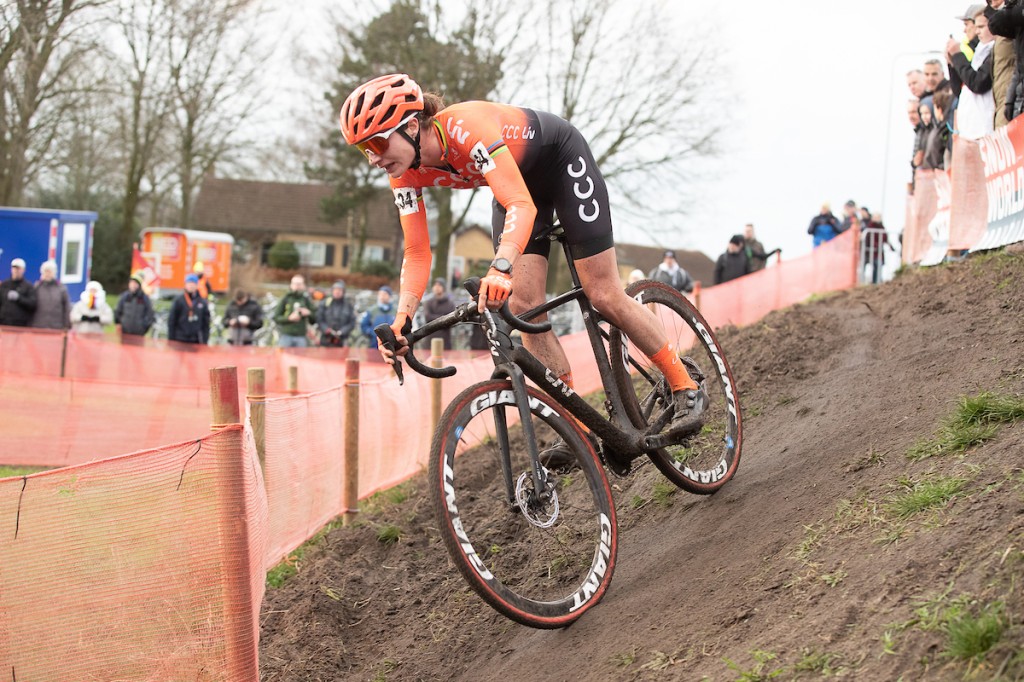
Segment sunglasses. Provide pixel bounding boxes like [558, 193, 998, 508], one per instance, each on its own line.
[355, 114, 416, 159]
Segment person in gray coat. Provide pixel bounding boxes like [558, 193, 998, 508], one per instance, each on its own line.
[647, 250, 695, 293]
[31, 260, 70, 330]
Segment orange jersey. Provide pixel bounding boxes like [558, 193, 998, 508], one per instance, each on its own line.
[389, 102, 542, 301]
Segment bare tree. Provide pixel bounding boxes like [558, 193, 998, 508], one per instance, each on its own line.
[107, 0, 176, 243]
[163, 0, 271, 228]
[502, 0, 727, 239]
[0, 0, 106, 206]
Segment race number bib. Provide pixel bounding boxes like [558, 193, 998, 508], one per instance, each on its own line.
[393, 187, 419, 216]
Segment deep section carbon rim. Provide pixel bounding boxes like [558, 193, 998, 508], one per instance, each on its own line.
[429, 380, 617, 628]
[609, 281, 742, 494]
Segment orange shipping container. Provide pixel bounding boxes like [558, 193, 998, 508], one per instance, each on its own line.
[141, 228, 233, 294]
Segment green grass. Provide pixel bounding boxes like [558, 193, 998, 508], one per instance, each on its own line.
[885, 476, 968, 519]
[266, 517, 344, 588]
[908, 392, 1024, 461]
[0, 465, 51, 479]
[942, 603, 1006, 664]
[376, 524, 402, 545]
[651, 481, 677, 508]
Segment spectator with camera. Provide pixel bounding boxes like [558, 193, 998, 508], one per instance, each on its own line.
[948, 7, 996, 141]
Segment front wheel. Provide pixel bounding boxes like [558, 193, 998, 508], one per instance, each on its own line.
[429, 380, 617, 629]
[609, 281, 742, 495]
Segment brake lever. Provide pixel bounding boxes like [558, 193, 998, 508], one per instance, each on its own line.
[373, 323, 405, 386]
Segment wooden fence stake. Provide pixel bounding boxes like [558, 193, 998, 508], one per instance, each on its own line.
[247, 367, 266, 475]
[210, 366, 241, 429]
[287, 365, 299, 394]
[343, 358, 360, 526]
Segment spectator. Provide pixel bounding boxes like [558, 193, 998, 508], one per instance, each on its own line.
[70, 280, 114, 334]
[421, 278, 456, 350]
[926, 90, 956, 170]
[956, 4, 985, 62]
[985, 0, 1017, 127]
[807, 203, 841, 247]
[838, 200, 858, 234]
[647, 250, 694, 293]
[919, 101, 944, 170]
[743, 224, 777, 272]
[360, 285, 397, 350]
[167, 273, 210, 344]
[920, 58, 949, 115]
[909, 97, 925, 183]
[0, 258, 37, 327]
[906, 69, 926, 99]
[273, 274, 316, 348]
[863, 213, 896, 285]
[948, 8, 996, 141]
[627, 268, 645, 285]
[31, 260, 70, 330]
[114, 273, 155, 337]
[317, 280, 356, 348]
[224, 288, 263, 346]
[986, 0, 1024, 123]
[713, 235, 751, 285]
[192, 261, 211, 299]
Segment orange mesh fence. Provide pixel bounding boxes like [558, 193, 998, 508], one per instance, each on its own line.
[0, 426, 267, 681]
[262, 386, 348, 565]
[698, 227, 859, 329]
[0, 374, 211, 467]
[905, 168, 938, 265]
[949, 136, 989, 250]
[0, 326, 67, 377]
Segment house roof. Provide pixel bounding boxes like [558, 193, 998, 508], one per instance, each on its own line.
[192, 177, 400, 240]
[615, 242, 716, 286]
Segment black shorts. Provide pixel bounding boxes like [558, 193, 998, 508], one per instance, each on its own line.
[491, 110, 614, 261]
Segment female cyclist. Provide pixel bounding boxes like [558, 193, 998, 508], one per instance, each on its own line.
[339, 73, 706, 450]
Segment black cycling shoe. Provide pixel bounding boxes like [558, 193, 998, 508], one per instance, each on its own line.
[539, 431, 600, 471]
[666, 385, 709, 437]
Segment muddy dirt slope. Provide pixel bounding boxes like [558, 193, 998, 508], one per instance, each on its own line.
[260, 251, 1024, 682]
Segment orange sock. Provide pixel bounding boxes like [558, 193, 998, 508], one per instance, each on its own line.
[649, 343, 698, 392]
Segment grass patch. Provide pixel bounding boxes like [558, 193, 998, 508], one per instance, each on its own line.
[942, 603, 1006, 665]
[376, 524, 402, 545]
[792, 649, 844, 675]
[908, 392, 1024, 461]
[885, 476, 968, 519]
[0, 465, 51, 478]
[651, 481, 677, 508]
[723, 649, 783, 681]
[610, 646, 638, 667]
[267, 517, 344, 588]
[361, 482, 416, 514]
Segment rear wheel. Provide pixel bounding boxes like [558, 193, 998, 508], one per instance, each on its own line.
[609, 281, 742, 494]
[429, 380, 617, 629]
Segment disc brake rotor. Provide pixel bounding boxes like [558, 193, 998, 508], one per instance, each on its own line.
[515, 471, 559, 528]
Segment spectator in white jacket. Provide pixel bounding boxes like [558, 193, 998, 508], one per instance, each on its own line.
[947, 8, 995, 140]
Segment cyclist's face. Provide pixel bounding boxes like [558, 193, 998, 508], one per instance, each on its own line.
[365, 119, 418, 178]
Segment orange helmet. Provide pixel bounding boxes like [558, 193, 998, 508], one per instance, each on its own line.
[339, 74, 423, 145]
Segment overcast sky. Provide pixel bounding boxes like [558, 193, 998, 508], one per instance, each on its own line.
[269, 1, 966, 263]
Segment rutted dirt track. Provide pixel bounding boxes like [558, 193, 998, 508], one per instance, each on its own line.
[260, 252, 1024, 681]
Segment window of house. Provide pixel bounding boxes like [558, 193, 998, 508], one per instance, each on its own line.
[294, 240, 327, 267]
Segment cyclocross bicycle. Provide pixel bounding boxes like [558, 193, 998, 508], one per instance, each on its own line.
[376, 227, 742, 629]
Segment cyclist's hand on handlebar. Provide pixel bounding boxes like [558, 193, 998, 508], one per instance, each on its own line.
[477, 269, 513, 313]
[380, 312, 412, 365]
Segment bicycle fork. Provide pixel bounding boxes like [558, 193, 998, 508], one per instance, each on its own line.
[491, 362, 554, 513]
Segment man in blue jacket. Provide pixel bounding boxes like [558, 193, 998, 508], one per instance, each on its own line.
[360, 285, 397, 350]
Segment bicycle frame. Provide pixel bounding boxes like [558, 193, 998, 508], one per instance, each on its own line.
[480, 234, 671, 476]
